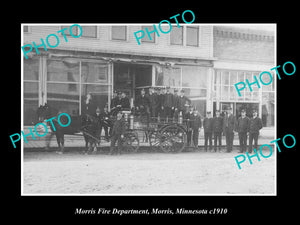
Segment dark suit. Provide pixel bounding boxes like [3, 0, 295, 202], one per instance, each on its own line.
[212, 116, 223, 151]
[203, 117, 213, 151]
[120, 97, 130, 110]
[185, 111, 194, 147]
[148, 93, 159, 118]
[248, 116, 263, 153]
[190, 114, 202, 147]
[223, 114, 236, 152]
[135, 94, 150, 113]
[236, 116, 250, 153]
[163, 92, 174, 118]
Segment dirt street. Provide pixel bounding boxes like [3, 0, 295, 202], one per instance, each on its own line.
[23, 149, 276, 195]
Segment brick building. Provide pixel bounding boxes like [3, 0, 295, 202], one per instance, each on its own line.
[22, 24, 275, 128]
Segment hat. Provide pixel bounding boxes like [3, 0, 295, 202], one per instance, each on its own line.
[215, 110, 220, 113]
[174, 89, 178, 92]
[207, 111, 211, 114]
[180, 89, 185, 93]
[252, 109, 258, 113]
[241, 109, 246, 113]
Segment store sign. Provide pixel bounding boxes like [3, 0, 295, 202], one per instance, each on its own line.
[234, 61, 296, 96]
[21, 24, 83, 59]
[134, 10, 195, 45]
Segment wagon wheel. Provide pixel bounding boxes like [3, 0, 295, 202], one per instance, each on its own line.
[159, 125, 186, 153]
[122, 131, 140, 153]
[148, 130, 160, 151]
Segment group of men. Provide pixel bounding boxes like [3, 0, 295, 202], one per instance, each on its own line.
[133, 87, 191, 119]
[202, 107, 263, 153]
[84, 89, 264, 155]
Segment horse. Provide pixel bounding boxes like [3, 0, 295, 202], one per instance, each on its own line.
[36, 103, 101, 154]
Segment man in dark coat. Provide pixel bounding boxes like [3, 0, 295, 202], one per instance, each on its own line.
[135, 88, 150, 114]
[109, 111, 126, 155]
[223, 107, 236, 152]
[212, 110, 223, 152]
[235, 109, 250, 153]
[177, 90, 191, 118]
[163, 87, 174, 120]
[203, 111, 213, 151]
[148, 87, 159, 118]
[172, 89, 179, 120]
[120, 92, 130, 110]
[191, 109, 202, 148]
[248, 109, 263, 153]
[185, 105, 194, 147]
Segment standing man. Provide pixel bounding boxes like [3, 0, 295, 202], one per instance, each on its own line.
[148, 87, 159, 119]
[120, 92, 130, 110]
[185, 105, 194, 147]
[248, 109, 263, 153]
[109, 111, 126, 155]
[235, 109, 250, 153]
[172, 89, 179, 120]
[203, 111, 213, 152]
[177, 90, 191, 118]
[223, 107, 236, 153]
[135, 88, 150, 114]
[191, 109, 202, 149]
[163, 87, 174, 121]
[212, 110, 223, 152]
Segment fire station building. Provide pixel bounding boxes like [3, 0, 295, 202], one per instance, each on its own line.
[23, 24, 275, 127]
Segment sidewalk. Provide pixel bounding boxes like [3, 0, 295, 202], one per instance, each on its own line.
[22, 126, 275, 151]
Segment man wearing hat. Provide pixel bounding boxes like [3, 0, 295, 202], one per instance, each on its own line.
[135, 88, 150, 114]
[212, 110, 223, 152]
[172, 89, 179, 119]
[223, 107, 236, 153]
[235, 109, 250, 153]
[185, 105, 195, 147]
[203, 111, 213, 151]
[148, 87, 159, 118]
[163, 86, 174, 121]
[191, 108, 202, 149]
[248, 109, 263, 153]
[177, 90, 191, 118]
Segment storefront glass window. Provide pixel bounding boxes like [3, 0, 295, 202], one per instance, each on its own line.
[81, 84, 109, 113]
[81, 61, 108, 83]
[47, 59, 80, 82]
[156, 66, 181, 87]
[24, 57, 39, 125]
[181, 66, 207, 88]
[47, 83, 80, 116]
[23, 82, 39, 125]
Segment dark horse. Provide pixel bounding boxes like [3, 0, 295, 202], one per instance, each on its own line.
[36, 103, 102, 154]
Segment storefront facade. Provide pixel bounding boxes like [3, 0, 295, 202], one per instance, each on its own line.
[23, 24, 275, 127]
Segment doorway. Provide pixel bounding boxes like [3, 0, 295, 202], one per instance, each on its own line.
[113, 63, 152, 102]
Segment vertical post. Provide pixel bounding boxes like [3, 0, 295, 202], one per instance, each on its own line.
[79, 60, 82, 115]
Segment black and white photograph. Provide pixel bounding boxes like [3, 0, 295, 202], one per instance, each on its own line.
[21, 23, 276, 195]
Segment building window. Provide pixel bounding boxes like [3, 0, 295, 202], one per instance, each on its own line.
[186, 26, 199, 46]
[170, 26, 183, 45]
[111, 26, 127, 40]
[60, 25, 97, 38]
[142, 26, 156, 43]
[81, 26, 97, 38]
